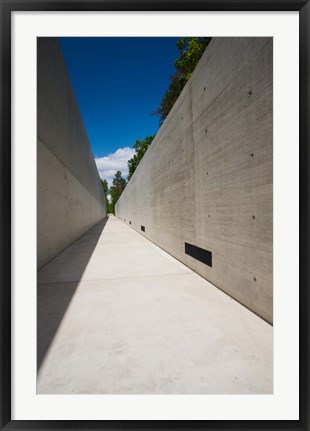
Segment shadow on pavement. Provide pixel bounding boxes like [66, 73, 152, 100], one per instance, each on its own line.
[37, 217, 108, 372]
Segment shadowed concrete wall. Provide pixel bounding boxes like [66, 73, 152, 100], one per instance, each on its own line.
[37, 38, 106, 270]
[116, 38, 273, 323]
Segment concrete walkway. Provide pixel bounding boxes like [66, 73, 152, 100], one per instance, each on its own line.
[37, 215, 273, 394]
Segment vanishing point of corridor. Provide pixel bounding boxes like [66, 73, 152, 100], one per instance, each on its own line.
[37, 215, 273, 394]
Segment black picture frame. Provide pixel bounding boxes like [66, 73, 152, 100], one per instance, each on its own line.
[1, 0, 309, 429]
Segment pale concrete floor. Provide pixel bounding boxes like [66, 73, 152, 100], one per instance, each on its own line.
[37, 215, 273, 394]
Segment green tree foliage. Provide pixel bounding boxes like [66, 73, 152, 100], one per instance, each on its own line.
[101, 179, 109, 195]
[109, 171, 127, 214]
[101, 179, 110, 212]
[154, 37, 211, 125]
[127, 135, 155, 180]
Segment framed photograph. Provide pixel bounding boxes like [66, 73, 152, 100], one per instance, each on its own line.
[1, 0, 309, 429]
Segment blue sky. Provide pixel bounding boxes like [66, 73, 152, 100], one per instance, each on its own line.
[59, 37, 179, 184]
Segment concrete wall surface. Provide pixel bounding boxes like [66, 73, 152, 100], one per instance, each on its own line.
[116, 38, 273, 323]
[37, 38, 106, 270]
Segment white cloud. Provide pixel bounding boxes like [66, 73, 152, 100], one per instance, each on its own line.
[95, 147, 135, 186]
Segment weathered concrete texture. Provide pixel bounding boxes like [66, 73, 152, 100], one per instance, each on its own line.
[37, 215, 273, 394]
[116, 38, 273, 323]
[37, 38, 106, 269]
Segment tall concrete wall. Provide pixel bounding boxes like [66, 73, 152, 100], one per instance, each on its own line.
[116, 38, 273, 323]
[37, 38, 106, 270]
